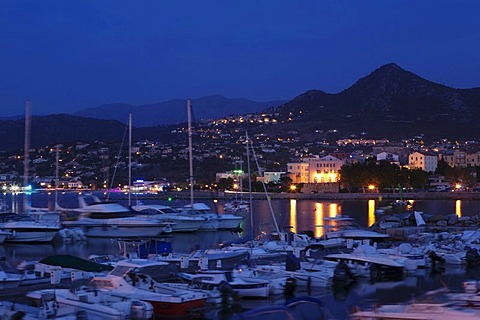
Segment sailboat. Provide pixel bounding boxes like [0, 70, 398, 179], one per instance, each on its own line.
[224, 160, 250, 214]
[0, 100, 61, 243]
[62, 114, 173, 238]
[180, 99, 244, 230]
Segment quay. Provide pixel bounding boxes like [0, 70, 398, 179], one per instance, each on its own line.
[114, 190, 480, 201]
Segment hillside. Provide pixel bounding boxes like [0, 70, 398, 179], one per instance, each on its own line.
[271, 63, 480, 141]
[72, 95, 286, 127]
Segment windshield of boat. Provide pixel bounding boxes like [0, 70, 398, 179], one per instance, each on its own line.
[110, 265, 131, 277]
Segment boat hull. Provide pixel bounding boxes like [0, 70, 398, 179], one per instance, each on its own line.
[148, 298, 206, 317]
[62, 219, 170, 238]
[5, 230, 59, 243]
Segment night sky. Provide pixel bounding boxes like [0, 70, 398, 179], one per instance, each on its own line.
[1, 0, 479, 116]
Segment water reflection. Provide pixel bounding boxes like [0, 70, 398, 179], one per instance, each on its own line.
[368, 199, 376, 227]
[289, 199, 297, 233]
[330, 203, 339, 217]
[314, 202, 323, 237]
[456, 199, 462, 217]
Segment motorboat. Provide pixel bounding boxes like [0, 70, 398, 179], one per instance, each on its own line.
[61, 195, 173, 238]
[178, 269, 271, 298]
[131, 203, 204, 232]
[0, 212, 60, 243]
[118, 239, 250, 271]
[322, 215, 390, 241]
[181, 202, 244, 230]
[239, 254, 336, 289]
[27, 286, 154, 320]
[90, 259, 208, 318]
[325, 244, 406, 280]
[0, 258, 24, 289]
[224, 199, 249, 214]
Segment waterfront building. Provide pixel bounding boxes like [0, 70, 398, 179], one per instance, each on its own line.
[409, 151, 438, 172]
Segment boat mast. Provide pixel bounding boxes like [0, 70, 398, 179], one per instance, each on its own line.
[128, 113, 132, 207]
[245, 132, 253, 233]
[187, 99, 194, 207]
[249, 134, 280, 234]
[55, 146, 59, 208]
[23, 100, 32, 213]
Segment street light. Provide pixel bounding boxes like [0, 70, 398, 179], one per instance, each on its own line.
[290, 185, 297, 192]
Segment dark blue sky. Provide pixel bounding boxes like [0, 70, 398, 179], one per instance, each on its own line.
[1, 1, 479, 116]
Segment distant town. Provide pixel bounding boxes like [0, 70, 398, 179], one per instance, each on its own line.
[1, 111, 479, 198]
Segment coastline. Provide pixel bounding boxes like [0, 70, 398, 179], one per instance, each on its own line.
[140, 190, 480, 201]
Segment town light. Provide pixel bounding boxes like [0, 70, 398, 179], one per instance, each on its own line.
[368, 184, 376, 191]
[290, 185, 297, 191]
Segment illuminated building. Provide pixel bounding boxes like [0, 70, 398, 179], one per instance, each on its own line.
[409, 151, 438, 172]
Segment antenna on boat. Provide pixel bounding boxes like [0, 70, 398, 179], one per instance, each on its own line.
[187, 99, 194, 208]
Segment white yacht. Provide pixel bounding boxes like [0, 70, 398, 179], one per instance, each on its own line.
[131, 203, 204, 232]
[61, 195, 173, 238]
[181, 202, 243, 230]
[0, 212, 60, 243]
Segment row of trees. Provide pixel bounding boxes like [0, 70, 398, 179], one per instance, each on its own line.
[216, 159, 480, 194]
[339, 159, 480, 192]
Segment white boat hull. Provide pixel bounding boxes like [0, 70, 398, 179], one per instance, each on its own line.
[5, 230, 58, 243]
[62, 218, 172, 238]
[170, 219, 203, 232]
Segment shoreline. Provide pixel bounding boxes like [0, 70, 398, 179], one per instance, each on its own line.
[26, 189, 480, 201]
[121, 190, 480, 201]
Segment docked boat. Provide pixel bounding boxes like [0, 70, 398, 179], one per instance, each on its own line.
[27, 287, 154, 320]
[238, 254, 336, 289]
[181, 202, 244, 230]
[0, 212, 60, 243]
[325, 244, 406, 280]
[131, 203, 204, 232]
[322, 215, 390, 241]
[224, 199, 249, 214]
[118, 239, 250, 271]
[178, 269, 271, 298]
[0, 258, 24, 289]
[90, 259, 208, 318]
[61, 195, 173, 238]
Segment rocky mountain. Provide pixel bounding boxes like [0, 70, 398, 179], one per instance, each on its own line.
[272, 63, 480, 140]
[1, 63, 480, 152]
[73, 95, 286, 127]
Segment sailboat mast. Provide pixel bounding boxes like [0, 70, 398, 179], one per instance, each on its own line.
[187, 99, 194, 207]
[23, 100, 32, 213]
[245, 132, 253, 233]
[23, 100, 31, 189]
[55, 146, 59, 208]
[128, 113, 132, 207]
